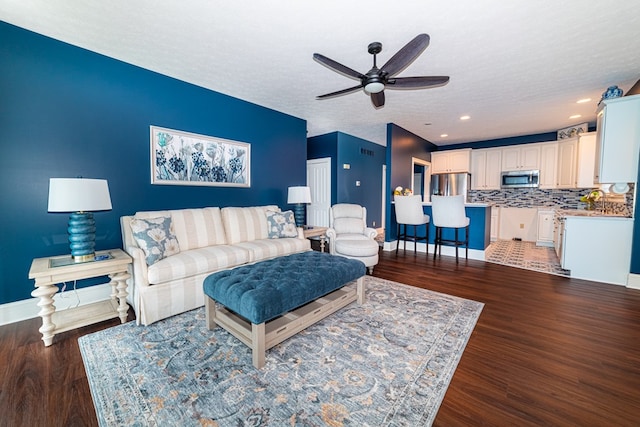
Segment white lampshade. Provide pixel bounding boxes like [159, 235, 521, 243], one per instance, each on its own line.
[287, 186, 312, 204]
[48, 178, 112, 212]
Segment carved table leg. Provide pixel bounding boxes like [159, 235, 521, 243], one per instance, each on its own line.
[110, 270, 130, 323]
[31, 282, 58, 346]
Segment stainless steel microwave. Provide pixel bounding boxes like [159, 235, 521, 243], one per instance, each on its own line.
[500, 170, 539, 188]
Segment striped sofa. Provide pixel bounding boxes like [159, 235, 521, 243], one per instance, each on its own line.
[120, 206, 311, 325]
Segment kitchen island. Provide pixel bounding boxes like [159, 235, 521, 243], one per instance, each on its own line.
[388, 202, 491, 259]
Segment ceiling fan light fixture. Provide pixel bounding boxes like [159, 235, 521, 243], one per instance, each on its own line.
[364, 81, 385, 94]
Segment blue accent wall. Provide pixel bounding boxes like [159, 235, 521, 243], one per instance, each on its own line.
[0, 22, 307, 304]
[385, 123, 438, 240]
[307, 132, 385, 227]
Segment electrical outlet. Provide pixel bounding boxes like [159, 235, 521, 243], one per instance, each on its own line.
[355, 180, 361, 186]
[373, 221, 376, 227]
[520, 223, 524, 229]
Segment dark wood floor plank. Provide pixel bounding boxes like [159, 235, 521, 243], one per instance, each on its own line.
[2, 248, 640, 426]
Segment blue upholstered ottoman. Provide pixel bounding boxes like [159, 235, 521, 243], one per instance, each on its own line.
[203, 251, 366, 368]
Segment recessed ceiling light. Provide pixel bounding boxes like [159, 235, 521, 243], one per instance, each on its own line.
[460, 115, 470, 120]
[569, 114, 582, 119]
[576, 98, 591, 104]
[440, 134, 448, 138]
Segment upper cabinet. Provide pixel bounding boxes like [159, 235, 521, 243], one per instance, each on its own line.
[431, 148, 471, 174]
[538, 142, 558, 189]
[556, 138, 578, 188]
[595, 94, 640, 184]
[471, 148, 502, 190]
[575, 132, 597, 188]
[501, 144, 540, 171]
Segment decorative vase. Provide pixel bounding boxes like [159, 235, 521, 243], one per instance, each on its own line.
[599, 85, 624, 105]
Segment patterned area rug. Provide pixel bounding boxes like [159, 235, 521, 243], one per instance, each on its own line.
[79, 277, 483, 427]
[485, 239, 570, 276]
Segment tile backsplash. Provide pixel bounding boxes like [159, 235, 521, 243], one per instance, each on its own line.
[468, 184, 635, 216]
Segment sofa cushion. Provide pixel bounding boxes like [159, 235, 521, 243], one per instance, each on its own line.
[234, 238, 311, 263]
[221, 205, 279, 244]
[147, 244, 251, 285]
[129, 216, 181, 266]
[266, 210, 298, 238]
[168, 207, 227, 250]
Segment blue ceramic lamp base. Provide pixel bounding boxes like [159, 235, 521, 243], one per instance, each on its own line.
[293, 204, 306, 227]
[68, 212, 97, 262]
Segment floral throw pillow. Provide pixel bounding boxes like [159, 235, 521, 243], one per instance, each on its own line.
[266, 210, 298, 239]
[130, 216, 180, 266]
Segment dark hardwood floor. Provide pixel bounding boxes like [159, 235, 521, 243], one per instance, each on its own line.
[2, 248, 640, 426]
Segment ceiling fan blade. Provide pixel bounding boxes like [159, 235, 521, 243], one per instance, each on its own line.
[380, 33, 430, 77]
[316, 84, 363, 99]
[371, 91, 385, 108]
[386, 76, 450, 89]
[313, 53, 365, 81]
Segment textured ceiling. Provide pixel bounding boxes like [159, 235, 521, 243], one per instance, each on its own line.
[2, 0, 640, 146]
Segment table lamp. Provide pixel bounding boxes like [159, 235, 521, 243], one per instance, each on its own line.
[287, 186, 312, 227]
[48, 178, 112, 262]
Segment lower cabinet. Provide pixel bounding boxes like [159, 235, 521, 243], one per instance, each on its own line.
[562, 216, 633, 285]
[490, 206, 500, 241]
[536, 210, 554, 246]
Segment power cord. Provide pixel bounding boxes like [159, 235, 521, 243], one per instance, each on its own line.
[57, 280, 80, 309]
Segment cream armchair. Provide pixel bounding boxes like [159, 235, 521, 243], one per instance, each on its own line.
[326, 203, 379, 274]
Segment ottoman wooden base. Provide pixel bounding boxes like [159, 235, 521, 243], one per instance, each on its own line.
[206, 276, 364, 368]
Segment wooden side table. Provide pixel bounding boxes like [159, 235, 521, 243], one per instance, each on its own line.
[28, 248, 132, 346]
[303, 226, 329, 252]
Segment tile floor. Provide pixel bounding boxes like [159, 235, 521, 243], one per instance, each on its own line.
[484, 239, 570, 277]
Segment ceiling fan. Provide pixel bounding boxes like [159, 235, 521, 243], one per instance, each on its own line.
[313, 33, 449, 108]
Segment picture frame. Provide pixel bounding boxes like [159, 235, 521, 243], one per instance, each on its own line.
[556, 122, 588, 140]
[150, 126, 250, 187]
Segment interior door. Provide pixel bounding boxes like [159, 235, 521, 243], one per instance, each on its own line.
[306, 158, 331, 227]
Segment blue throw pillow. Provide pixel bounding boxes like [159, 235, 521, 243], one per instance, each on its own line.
[130, 216, 180, 265]
[266, 210, 298, 238]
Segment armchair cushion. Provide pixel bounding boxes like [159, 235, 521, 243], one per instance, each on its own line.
[335, 238, 379, 257]
[129, 215, 180, 266]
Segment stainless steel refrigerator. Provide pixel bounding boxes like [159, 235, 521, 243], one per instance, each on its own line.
[430, 173, 470, 202]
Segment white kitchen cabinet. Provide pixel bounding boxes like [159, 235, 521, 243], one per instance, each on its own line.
[539, 142, 558, 189]
[562, 216, 633, 285]
[594, 94, 640, 184]
[501, 144, 541, 171]
[432, 149, 471, 174]
[471, 148, 502, 190]
[576, 132, 596, 188]
[536, 209, 554, 246]
[556, 138, 578, 188]
[490, 206, 500, 241]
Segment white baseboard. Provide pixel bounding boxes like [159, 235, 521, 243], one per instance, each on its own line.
[0, 283, 113, 326]
[383, 240, 485, 261]
[627, 273, 640, 290]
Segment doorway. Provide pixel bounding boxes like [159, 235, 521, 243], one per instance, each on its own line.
[306, 157, 332, 227]
[411, 157, 431, 202]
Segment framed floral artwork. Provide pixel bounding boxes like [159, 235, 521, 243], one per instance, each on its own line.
[150, 126, 250, 187]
